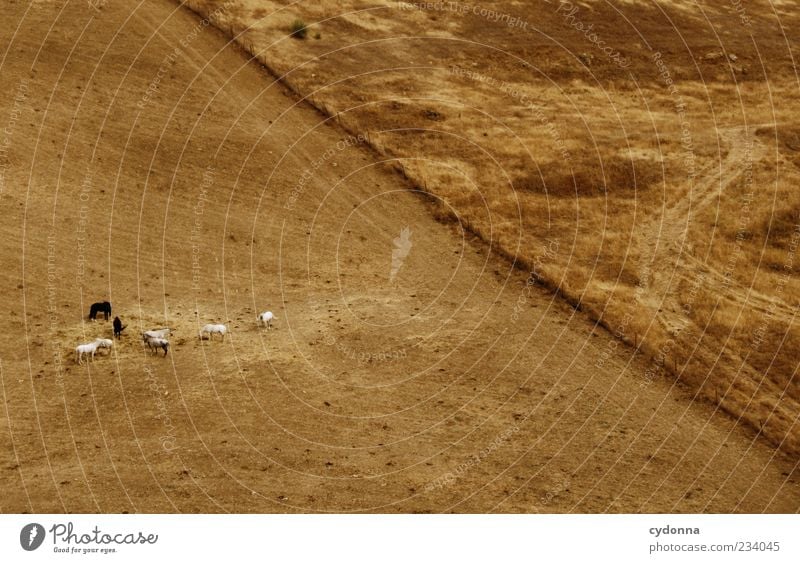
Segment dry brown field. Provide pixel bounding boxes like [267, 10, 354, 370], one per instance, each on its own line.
[187, 0, 800, 455]
[0, 0, 798, 513]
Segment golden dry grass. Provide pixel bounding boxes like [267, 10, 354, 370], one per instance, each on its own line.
[2, 0, 799, 513]
[184, 0, 800, 453]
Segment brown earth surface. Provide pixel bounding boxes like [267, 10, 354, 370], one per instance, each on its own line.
[0, 0, 798, 513]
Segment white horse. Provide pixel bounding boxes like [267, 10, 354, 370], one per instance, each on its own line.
[199, 324, 227, 341]
[257, 311, 277, 329]
[76, 338, 113, 364]
[146, 337, 169, 356]
[75, 341, 100, 364]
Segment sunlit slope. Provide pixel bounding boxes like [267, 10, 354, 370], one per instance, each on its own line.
[0, 0, 796, 513]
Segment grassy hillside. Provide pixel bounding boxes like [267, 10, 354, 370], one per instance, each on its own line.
[1, 0, 798, 513]
[184, 0, 800, 454]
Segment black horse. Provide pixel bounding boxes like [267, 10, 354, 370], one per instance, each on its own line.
[113, 316, 126, 338]
[88, 301, 111, 321]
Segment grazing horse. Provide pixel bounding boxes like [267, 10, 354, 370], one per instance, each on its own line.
[146, 337, 169, 357]
[88, 301, 111, 321]
[76, 338, 113, 364]
[113, 317, 126, 338]
[257, 311, 277, 329]
[75, 341, 99, 364]
[199, 323, 227, 341]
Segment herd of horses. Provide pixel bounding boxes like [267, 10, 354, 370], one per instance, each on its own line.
[75, 301, 277, 364]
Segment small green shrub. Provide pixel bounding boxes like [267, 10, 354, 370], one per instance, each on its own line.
[290, 19, 307, 39]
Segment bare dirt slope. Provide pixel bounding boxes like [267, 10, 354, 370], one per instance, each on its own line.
[0, 0, 798, 513]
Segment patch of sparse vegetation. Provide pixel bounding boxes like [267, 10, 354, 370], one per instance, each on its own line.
[290, 19, 307, 39]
